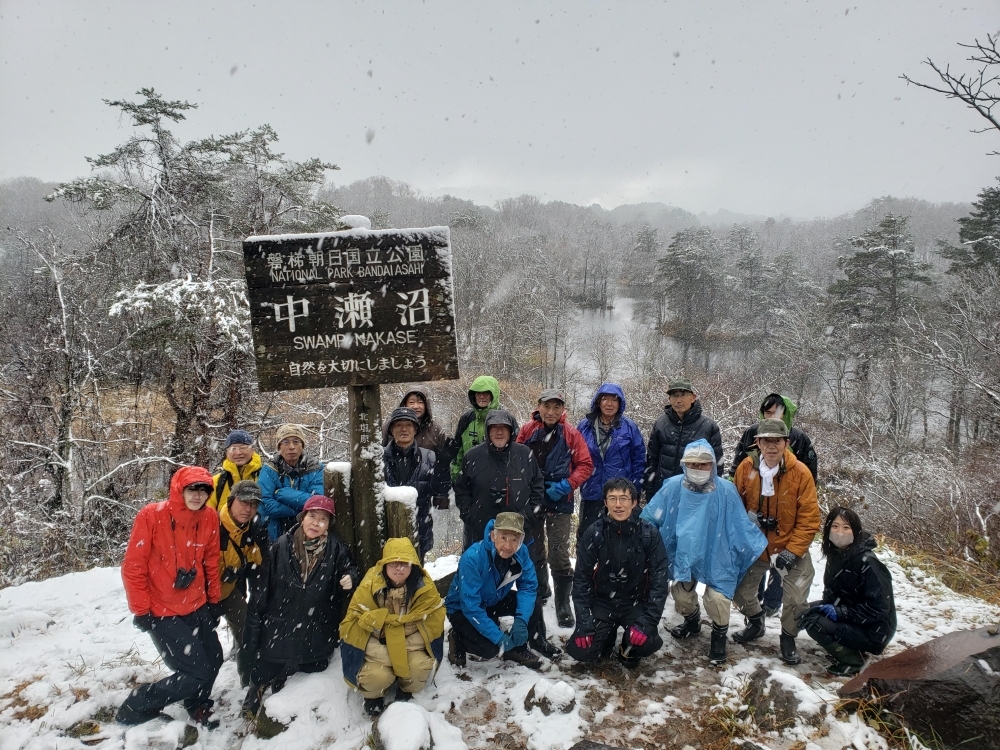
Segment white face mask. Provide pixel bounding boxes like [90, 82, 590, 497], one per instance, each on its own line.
[830, 530, 854, 549]
[685, 468, 711, 486]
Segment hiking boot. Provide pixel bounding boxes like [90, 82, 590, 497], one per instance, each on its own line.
[529, 635, 562, 660]
[670, 608, 702, 639]
[554, 575, 575, 629]
[242, 683, 266, 719]
[394, 689, 412, 702]
[732, 612, 766, 644]
[779, 632, 802, 665]
[708, 624, 728, 664]
[448, 630, 466, 668]
[502, 646, 542, 670]
[364, 697, 385, 717]
[827, 660, 862, 677]
[114, 704, 172, 726]
[187, 700, 220, 730]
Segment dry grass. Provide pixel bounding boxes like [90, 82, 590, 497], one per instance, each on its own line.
[888, 539, 1000, 606]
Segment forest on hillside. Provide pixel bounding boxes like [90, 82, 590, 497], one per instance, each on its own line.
[1, 89, 998, 589]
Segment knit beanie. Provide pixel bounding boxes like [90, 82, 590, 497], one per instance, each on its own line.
[274, 423, 308, 448]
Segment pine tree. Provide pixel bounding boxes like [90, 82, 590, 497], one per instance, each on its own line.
[939, 177, 1000, 276]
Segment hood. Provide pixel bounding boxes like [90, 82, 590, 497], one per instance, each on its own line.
[589, 382, 627, 417]
[467, 375, 500, 411]
[376, 537, 423, 568]
[485, 408, 518, 431]
[482, 518, 498, 553]
[759, 393, 798, 430]
[397, 389, 433, 426]
[168, 465, 216, 511]
[681, 438, 719, 488]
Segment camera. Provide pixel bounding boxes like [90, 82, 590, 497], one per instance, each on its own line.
[757, 512, 778, 532]
[174, 567, 197, 590]
[221, 567, 241, 585]
[490, 487, 506, 507]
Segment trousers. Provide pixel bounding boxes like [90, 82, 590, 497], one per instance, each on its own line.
[356, 638, 437, 698]
[733, 554, 815, 636]
[565, 604, 663, 663]
[670, 580, 732, 627]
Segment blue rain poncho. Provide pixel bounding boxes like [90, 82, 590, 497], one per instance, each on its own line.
[640, 439, 766, 599]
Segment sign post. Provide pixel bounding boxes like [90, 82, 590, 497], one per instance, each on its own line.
[242, 226, 459, 571]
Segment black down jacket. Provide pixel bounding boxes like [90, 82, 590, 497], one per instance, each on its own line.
[572, 506, 670, 636]
[644, 400, 723, 497]
[454, 439, 545, 548]
[244, 527, 360, 667]
[821, 532, 897, 653]
[383, 442, 448, 559]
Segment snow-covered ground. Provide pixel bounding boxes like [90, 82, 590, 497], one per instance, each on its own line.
[1, 545, 996, 750]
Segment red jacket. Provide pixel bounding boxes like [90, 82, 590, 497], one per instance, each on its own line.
[516, 411, 594, 507]
[121, 465, 222, 617]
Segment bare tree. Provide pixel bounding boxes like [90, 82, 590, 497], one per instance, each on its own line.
[901, 34, 1000, 154]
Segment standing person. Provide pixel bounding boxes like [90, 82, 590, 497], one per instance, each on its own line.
[454, 409, 559, 658]
[797, 507, 896, 676]
[450, 375, 503, 483]
[382, 389, 452, 510]
[444, 513, 543, 670]
[117, 466, 224, 728]
[383, 407, 450, 562]
[567, 479, 669, 669]
[242, 495, 360, 719]
[641, 440, 767, 665]
[731, 419, 820, 665]
[258, 424, 325, 541]
[216, 480, 268, 688]
[340, 538, 445, 717]
[576, 383, 646, 535]
[209, 429, 263, 517]
[730, 393, 820, 617]
[516, 388, 594, 629]
[644, 378, 724, 499]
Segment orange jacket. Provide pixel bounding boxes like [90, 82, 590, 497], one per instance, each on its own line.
[734, 449, 820, 559]
[121, 466, 222, 617]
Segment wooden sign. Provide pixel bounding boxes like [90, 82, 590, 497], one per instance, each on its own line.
[243, 226, 460, 391]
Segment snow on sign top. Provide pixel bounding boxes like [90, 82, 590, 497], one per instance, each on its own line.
[242, 226, 459, 392]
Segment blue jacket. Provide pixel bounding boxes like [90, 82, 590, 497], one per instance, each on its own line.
[640, 439, 766, 599]
[258, 456, 326, 541]
[445, 519, 538, 645]
[577, 383, 646, 502]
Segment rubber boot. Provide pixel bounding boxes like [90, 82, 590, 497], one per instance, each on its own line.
[536, 563, 552, 602]
[708, 624, 728, 664]
[670, 608, 702, 639]
[448, 630, 466, 668]
[364, 697, 385, 717]
[554, 575, 575, 628]
[242, 683, 266, 720]
[731, 611, 766, 644]
[779, 631, 802, 665]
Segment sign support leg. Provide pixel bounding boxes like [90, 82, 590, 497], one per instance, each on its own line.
[348, 383, 383, 572]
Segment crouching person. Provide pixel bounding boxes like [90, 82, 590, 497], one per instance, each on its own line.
[242, 495, 360, 719]
[567, 479, 669, 669]
[341, 538, 445, 717]
[445, 513, 543, 670]
[641, 439, 767, 664]
[117, 466, 224, 728]
[797, 507, 896, 676]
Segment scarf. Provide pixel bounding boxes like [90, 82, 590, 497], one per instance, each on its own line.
[293, 526, 328, 582]
[759, 460, 780, 497]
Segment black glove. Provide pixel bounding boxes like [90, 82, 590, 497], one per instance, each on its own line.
[133, 613, 155, 632]
[205, 602, 222, 629]
[773, 550, 799, 577]
[432, 495, 450, 510]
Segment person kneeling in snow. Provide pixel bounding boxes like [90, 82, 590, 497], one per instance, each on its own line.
[641, 440, 767, 665]
[566, 478, 669, 669]
[241, 495, 360, 720]
[117, 466, 225, 728]
[796, 506, 896, 676]
[341, 538, 445, 717]
[444, 512, 543, 670]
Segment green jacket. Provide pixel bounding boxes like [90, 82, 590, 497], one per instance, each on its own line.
[450, 375, 501, 482]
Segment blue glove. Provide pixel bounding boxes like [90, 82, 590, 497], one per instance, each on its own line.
[510, 618, 529, 647]
[499, 633, 516, 653]
[818, 604, 838, 621]
[545, 479, 571, 501]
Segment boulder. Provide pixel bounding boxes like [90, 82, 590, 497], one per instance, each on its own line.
[524, 678, 576, 716]
[839, 626, 1000, 749]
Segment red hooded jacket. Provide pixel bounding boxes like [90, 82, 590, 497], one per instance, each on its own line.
[516, 410, 594, 511]
[121, 466, 222, 617]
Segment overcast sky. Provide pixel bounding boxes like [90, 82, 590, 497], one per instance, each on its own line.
[1, 1, 998, 218]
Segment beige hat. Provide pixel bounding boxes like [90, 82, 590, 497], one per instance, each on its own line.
[274, 423, 307, 448]
[493, 512, 525, 535]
